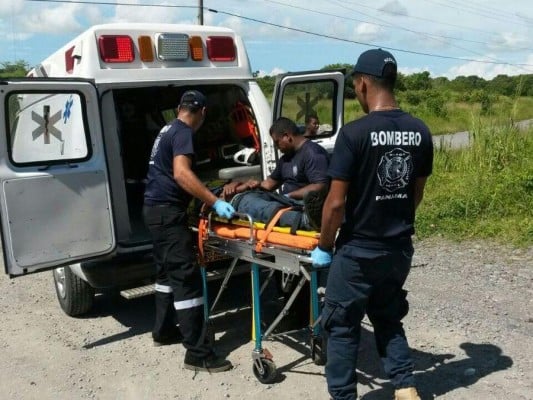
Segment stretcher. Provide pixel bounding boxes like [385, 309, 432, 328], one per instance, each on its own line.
[197, 209, 328, 384]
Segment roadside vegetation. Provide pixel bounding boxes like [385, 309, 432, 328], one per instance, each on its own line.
[417, 123, 532, 246]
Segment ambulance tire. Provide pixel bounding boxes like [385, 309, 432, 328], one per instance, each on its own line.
[53, 266, 95, 317]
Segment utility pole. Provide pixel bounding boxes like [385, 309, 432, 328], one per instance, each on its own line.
[198, 0, 204, 25]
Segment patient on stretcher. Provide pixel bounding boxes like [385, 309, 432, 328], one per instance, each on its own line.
[220, 186, 327, 233]
[219, 117, 329, 232]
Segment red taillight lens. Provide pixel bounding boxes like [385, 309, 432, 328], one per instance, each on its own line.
[98, 35, 135, 63]
[206, 36, 236, 62]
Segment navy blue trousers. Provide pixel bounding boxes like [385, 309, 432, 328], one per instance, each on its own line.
[143, 204, 211, 358]
[321, 243, 416, 400]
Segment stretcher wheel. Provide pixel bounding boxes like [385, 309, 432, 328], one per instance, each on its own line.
[253, 359, 277, 384]
[311, 335, 327, 366]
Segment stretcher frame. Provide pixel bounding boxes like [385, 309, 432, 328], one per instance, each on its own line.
[198, 212, 327, 383]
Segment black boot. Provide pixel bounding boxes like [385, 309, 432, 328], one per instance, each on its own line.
[184, 352, 233, 373]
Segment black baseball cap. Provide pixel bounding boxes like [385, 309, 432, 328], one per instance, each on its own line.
[180, 90, 207, 108]
[350, 48, 397, 78]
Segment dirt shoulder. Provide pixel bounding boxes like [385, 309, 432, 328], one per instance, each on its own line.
[0, 239, 531, 400]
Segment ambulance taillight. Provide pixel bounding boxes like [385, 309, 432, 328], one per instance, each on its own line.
[98, 35, 135, 63]
[207, 36, 236, 62]
[138, 36, 154, 62]
[189, 36, 203, 61]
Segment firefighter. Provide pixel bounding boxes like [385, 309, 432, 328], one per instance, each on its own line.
[312, 49, 433, 400]
[143, 90, 234, 372]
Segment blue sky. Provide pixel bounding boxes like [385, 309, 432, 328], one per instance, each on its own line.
[0, 0, 532, 79]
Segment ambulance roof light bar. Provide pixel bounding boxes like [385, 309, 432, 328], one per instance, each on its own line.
[98, 35, 135, 63]
[156, 33, 189, 61]
[206, 36, 236, 62]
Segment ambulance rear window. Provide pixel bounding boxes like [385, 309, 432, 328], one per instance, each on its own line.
[7, 91, 91, 166]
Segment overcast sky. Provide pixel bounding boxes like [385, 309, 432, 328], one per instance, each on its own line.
[0, 0, 531, 79]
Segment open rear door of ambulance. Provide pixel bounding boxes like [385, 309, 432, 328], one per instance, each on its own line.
[0, 79, 115, 277]
[270, 69, 345, 160]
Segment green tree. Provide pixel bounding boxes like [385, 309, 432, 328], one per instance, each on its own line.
[403, 71, 432, 91]
[256, 74, 276, 99]
[0, 60, 30, 77]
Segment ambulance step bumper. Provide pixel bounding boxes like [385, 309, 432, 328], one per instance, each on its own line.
[120, 284, 155, 299]
[119, 264, 250, 299]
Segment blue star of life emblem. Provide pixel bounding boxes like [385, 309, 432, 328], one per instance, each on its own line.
[63, 95, 74, 123]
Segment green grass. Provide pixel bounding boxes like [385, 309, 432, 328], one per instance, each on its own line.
[410, 96, 533, 135]
[342, 95, 533, 135]
[415, 123, 533, 246]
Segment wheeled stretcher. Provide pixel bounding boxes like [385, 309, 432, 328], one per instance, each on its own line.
[196, 209, 328, 384]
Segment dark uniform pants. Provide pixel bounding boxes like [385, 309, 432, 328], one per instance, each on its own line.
[321, 243, 415, 400]
[143, 204, 211, 358]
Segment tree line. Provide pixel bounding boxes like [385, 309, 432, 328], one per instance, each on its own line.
[255, 63, 533, 98]
[3, 60, 531, 99]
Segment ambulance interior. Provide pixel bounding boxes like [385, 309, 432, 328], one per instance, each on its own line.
[112, 85, 262, 245]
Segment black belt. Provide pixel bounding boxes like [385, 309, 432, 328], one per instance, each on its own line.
[144, 202, 179, 208]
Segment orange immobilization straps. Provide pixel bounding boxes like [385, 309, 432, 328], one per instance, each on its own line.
[254, 207, 292, 252]
[197, 217, 209, 264]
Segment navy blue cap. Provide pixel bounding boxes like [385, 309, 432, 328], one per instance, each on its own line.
[350, 48, 397, 78]
[180, 90, 206, 108]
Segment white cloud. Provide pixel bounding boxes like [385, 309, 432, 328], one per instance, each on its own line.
[111, 1, 192, 24]
[399, 66, 431, 76]
[256, 67, 286, 77]
[488, 32, 529, 52]
[354, 23, 382, 42]
[445, 53, 533, 79]
[5, 32, 33, 41]
[22, 4, 83, 34]
[379, 0, 408, 16]
[84, 5, 105, 26]
[0, 0, 24, 16]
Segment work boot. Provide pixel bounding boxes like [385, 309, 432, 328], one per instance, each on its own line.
[394, 387, 421, 400]
[184, 352, 233, 373]
[152, 327, 183, 347]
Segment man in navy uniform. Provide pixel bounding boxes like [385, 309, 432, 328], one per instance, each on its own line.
[143, 90, 234, 372]
[311, 49, 433, 400]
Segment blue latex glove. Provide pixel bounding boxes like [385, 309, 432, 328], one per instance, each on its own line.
[213, 199, 235, 219]
[311, 246, 333, 268]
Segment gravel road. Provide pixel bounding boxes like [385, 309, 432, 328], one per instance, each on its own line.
[0, 238, 531, 400]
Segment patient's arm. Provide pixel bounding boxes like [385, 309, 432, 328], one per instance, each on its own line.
[222, 181, 252, 200]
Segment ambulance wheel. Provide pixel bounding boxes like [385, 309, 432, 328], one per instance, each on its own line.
[53, 266, 95, 317]
[253, 359, 277, 384]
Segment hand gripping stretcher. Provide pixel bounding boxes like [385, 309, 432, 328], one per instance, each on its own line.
[196, 207, 328, 384]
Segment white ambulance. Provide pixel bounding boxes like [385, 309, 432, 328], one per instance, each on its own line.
[0, 23, 344, 316]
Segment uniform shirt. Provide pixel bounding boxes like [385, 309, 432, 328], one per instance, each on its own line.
[144, 119, 195, 207]
[329, 109, 433, 246]
[270, 139, 330, 194]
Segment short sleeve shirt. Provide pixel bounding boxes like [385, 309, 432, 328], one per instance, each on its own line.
[270, 139, 330, 194]
[144, 119, 195, 207]
[328, 110, 433, 245]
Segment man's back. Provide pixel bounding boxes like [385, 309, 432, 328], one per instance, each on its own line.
[329, 109, 433, 244]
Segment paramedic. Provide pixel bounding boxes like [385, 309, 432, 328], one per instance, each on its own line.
[303, 114, 320, 137]
[311, 49, 433, 400]
[143, 90, 234, 373]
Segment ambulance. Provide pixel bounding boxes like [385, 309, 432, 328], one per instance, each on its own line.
[0, 23, 345, 316]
